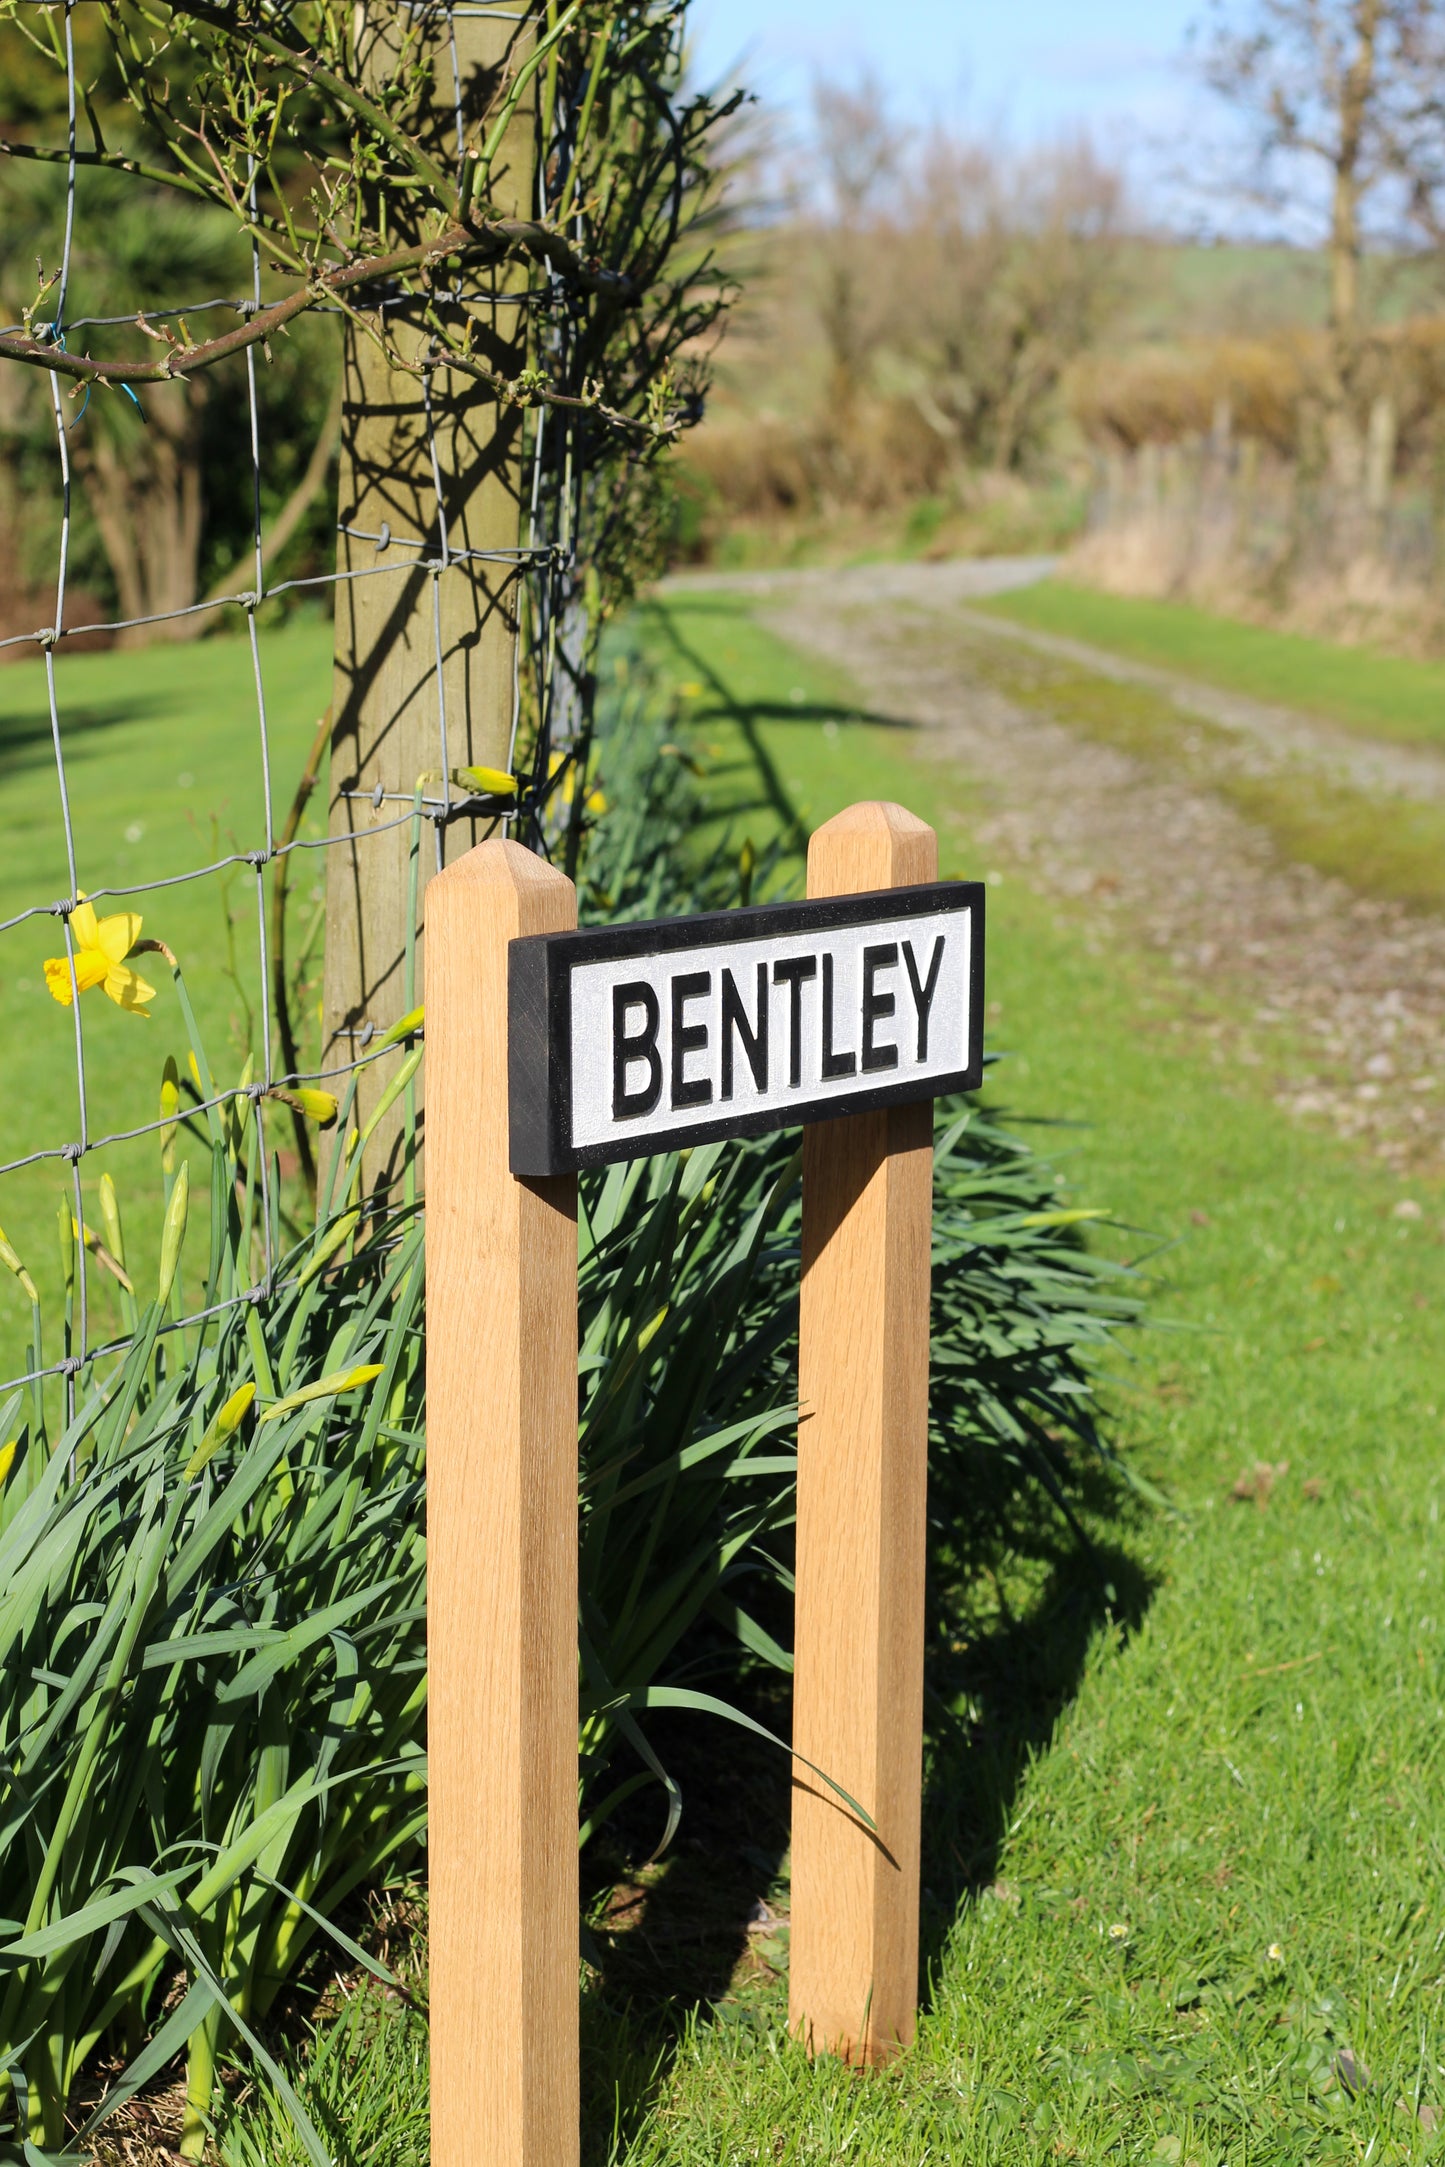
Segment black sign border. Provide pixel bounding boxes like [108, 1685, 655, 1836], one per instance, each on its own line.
[509, 881, 984, 1176]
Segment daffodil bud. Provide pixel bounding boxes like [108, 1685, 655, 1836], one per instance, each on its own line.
[99, 1172, 126, 1272]
[0, 1437, 16, 1488]
[257, 1360, 385, 1423]
[374, 1005, 424, 1052]
[453, 764, 517, 798]
[336, 1362, 385, 1392]
[0, 1226, 38, 1307]
[295, 1208, 359, 1289]
[232, 1055, 256, 1152]
[266, 1085, 338, 1126]
[157, 1160, 189, 1307]
[217, 1380, 256, 1432]
[638, 1305, 669, 1353]
[160, 1056, 180, 1177]
[183, 1380, 256, 1478]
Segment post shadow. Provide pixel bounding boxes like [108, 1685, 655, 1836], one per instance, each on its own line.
[577, 1512, 1155, 2161]
[917, 1536, 1156, 1985]
[578, 1676, 795, 2166]
[0, 690, 185, 778]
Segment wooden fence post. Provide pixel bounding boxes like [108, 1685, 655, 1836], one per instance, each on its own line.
[323, 2, 539, 1195]
[789, 801, 938, 2066]
[426, 837, 580, 2167]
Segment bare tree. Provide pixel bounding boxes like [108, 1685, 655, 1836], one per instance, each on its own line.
[1197, 0, 1445, 484]
[806, 71, 904, 413]
[0, 160, 341, 639]
[894, 135, 1126, 473]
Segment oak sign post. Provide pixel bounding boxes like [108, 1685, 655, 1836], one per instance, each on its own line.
[426, 803, 982, 2165]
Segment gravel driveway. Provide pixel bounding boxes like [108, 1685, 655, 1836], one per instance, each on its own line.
[663, 561, 1445, 1181]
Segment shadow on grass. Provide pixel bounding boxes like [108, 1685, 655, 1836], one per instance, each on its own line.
[577, 1522, 1155, 2161]
[637, 597, 917, 849]
[0, 692, 185, 781]
[579, 1685, 794, 2163]
[918, 1540, 1155, 1981]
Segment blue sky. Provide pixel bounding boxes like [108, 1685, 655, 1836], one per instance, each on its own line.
[689, 0, 1215, 190]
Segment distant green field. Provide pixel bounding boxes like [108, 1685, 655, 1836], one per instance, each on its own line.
[0, 616, 332, 1369]
[1114, 239, 1328, 342]
[981, 579, 1445, 749]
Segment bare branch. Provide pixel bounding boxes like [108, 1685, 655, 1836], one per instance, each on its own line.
[0, 220, 639, 387]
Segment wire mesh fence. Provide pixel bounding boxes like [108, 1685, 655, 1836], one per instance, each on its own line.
[0, 0, 604, 1417]
[0, 12, 750, 2152]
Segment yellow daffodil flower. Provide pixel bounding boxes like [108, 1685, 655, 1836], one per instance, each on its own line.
[43, 898, 155, 1015]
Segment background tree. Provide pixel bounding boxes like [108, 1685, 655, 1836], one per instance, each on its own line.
[672, 97, 1128, 550]
[893, 133, 1126, 474]
[0, 14, 341, 632]
[1197, 0, 1445, 491]
[806, 69, 902, 419]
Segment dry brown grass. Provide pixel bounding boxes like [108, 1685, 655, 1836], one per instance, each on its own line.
[1068, 484, 1445, 655]
[1070, 335, 1313, 454]
[679, 394, 950, 523]
[1068, 313, 1445, 468]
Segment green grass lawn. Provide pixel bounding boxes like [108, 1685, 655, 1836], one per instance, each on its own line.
[225, 589, 1445, 2165]
[981, 578, 1445, 750]
[0, 613, 331, 1368]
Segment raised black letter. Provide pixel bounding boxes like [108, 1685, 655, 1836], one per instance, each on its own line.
[721, 962, 769, 1099]
[612, 981, 662, 1119]
[902, 935, 945, 1060]
[670, 971, 713, 1108]
[820, 952, 856, 1079]
[772, 955, 818, 1089]
[861, 943, 899, 1072]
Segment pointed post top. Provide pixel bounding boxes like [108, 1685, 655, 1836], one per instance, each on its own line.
[806, 800, 937, 899]
[430, 835, 575, 908]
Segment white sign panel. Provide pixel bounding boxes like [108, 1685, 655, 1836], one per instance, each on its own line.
[508, 883, 983, 1174]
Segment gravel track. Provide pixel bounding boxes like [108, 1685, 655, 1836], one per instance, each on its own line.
[669, 561, 1445, 1180]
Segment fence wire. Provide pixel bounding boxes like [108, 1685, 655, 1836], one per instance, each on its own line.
[0, 0, 587, 1415]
